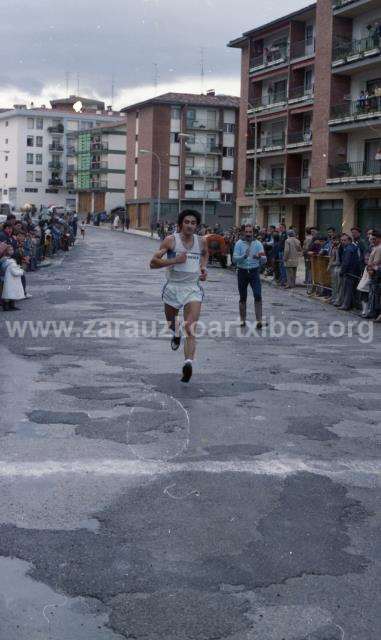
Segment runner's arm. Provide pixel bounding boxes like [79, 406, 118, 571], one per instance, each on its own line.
[149, 236, 186, 269]
[199, 237, 208, 280]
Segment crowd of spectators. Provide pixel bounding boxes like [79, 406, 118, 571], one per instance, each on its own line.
[0, 210, 79, 311]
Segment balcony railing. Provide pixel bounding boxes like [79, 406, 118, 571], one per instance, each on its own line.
[330, 95, 381, 123]
[287, 130, 313, 146]
[184, 168, 220, 178]
[250, 45, 289, 71]
[258, 134, 286, 149]
[251, 92, 288, 111]
[49, 144, 63, 152]
[184, 190, 221, 200]
[245, 176, 310, 195]
[332, 34, 381, 64]
[186, 120, 219, 130]
[257, 180, 284, 194]
[48, 124, 64, 134]
[91, 161, 108, 171]
[286, 177, 311, 193]
[67, 146, 76, 156]
[49, 178, 63, 186]
[185, 143, 221, 154]
[90, 142, 108, 152]
[290, 38, 315, 60]
[288, 84, 314, 102]
[48, 161, 62, 169]
[332, 0, 363, 10]
[329, 160, 381, 180]
[91, 181, 108, 190]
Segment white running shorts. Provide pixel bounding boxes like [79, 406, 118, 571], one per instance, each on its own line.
[162, 282, 204, 309]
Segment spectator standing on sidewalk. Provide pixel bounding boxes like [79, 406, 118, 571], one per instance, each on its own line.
[277, 223, 288, 287]
[328, 235, 342, 305]
[1, 245, 25, 311]
[366, 230, 381, 320]
[339, 233, 362, 310]
[284, 229, 301, 288]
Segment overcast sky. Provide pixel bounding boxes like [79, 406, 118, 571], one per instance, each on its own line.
[0, 0, 309, 109]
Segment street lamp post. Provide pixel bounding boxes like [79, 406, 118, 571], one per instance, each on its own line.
[247, 103, 258, 225]
[139, 149, 162, 224]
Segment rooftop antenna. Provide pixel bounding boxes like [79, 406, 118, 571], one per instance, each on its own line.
[65, 71, 70, 98]
[200, 47, 205, 95]
[152, 63, 160, 96]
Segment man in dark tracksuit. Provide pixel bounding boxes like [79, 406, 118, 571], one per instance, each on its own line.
[339, 233, 361, 310]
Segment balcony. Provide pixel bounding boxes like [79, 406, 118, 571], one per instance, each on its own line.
[256, 133, 286, 153]
[184, 190, 221, 201]
[91, 181, 108, 191]
[287, 130, 313, 148]
[329, 95, 381, 127]
[90, 142, 108, 152]
[91, 161, 108, 172]
[257, 179, 284, 195]
[328, 160, 381, 185]
[332, 0, 380, 16]
[66, 164, 76, 172]
[186, 119, 219, 131]
[288, 84, 314, 105]
[245, 176, 310, 195]
[290, 38, 315, 60]
[184, 142, 221, 154]
[49, 178, 63, 187]
[48, 161, 62, 170]
[67, 146, 76, 156]
[48, 124, 64, 134]
[332, 34, 381, 69]
[250, 92, 288, 114]
[286, 177, 311, 193]
[250, 46, 289, 73]
[184, 168, 221, 178]
[49, 144, 63, 152]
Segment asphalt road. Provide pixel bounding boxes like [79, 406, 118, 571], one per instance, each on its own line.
[0, 227, 380, 640]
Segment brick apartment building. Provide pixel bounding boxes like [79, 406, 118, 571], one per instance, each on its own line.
[229, 0, 381, 235]
[121, 92, 240, 229]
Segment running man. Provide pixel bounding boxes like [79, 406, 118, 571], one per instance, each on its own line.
[233, 223, 266, 328]
[150, 209, 208, 382]
[80, 220, 86, 239]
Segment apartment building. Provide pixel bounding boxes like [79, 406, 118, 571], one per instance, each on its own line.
[73, 121, 127, 214]
[121, 92, 240, 230]
[0, 96, 123, 212]
[229, 0, 381, 234]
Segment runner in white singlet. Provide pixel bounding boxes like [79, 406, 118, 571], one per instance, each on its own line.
[150, 210, 208, 383]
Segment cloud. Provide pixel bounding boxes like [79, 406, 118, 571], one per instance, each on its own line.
[0, 0, 309, 108]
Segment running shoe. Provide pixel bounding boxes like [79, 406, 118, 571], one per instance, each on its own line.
[171, 335, 181, 351]
[181, 361, 193, 383]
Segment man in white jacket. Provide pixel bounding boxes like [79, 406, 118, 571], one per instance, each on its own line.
[1, 245, 25, 311]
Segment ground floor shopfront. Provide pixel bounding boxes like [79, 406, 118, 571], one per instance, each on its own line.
[125, 198, 235, 231]
[236, 190, 381, 234]
[76, 190, 124, 215]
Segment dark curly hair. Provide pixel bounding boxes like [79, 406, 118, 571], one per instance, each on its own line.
[178, 209, 201, 228]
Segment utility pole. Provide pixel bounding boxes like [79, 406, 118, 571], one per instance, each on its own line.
[65, 71, 70, 98]
[200, 47, 205, 95]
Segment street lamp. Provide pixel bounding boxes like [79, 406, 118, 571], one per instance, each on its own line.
[178, 132, 208, 225]
[139, 149, 162, 223]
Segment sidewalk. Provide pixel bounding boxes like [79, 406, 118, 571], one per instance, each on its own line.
[94, 223, 159, 240]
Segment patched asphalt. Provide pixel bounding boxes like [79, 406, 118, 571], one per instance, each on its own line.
[0, 226, 380, 640]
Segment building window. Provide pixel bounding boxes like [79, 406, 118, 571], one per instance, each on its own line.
[3, 189, 7, 194]
[26, 153, 33, 164]
[306, 24, 314, 45]
[36, 117, 43, 130]
[187, 108, 196, 123]
[170, 132, 180, 143]
[35, 171, 42, 183]
[27, 135, 34, 147]
[302, 159, 309, 178]
[169, 179, 179, 189]
[25, 187, 38, 193]
[5, 156, 8, 162]
[36, 136, 43, 147]
[36, 153, 42, 165]
[170, 156, 179, 165]
[26, 171, 33, 182]
[171, 107, 181, 120]
[223, 123, 236, 133]
[223, 147, 234, 157]
[222, 193, 233, 203]
[185, 156, 194, 167]
[5, 138, 8, 145]
[27, 118, 34, 129]
[4, 173, 7, 179]
[134, 179, 138, 187]
[5, 121, 8, 127]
